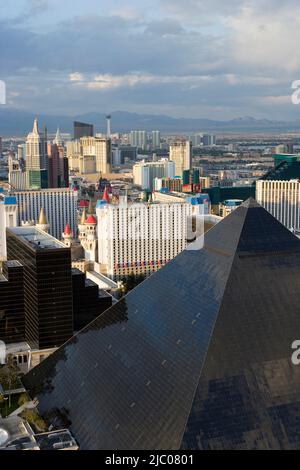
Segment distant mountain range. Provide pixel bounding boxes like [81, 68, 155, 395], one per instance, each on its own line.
[1, 109, 300, 135]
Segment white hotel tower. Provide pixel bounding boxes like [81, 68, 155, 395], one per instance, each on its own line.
[133, 159, 175, 191]
[256, 179, 300, 232]
[14, 188, 78, 240]
[96, 191, 196, 279]
[0, 194, 18, 260]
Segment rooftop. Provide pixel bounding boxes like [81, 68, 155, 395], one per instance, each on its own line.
[13, 188, 76, 194]
[0, 196, 17, 205]
[4, 342, 31, 355]
[34, 430, 78, 450]
[5, 260, 22, 268]
[205, 185, 255, 205]
[7, 227, 68, 251]
[0, 417, 38, 450]
[0, 416, 78, 450]
[260, 160, 300, 181]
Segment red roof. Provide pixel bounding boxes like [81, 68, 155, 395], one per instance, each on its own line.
[79, 200, 89, 207]
[64, 223, 71, 235]
[85, 215, 97, 225]
[102, 187, 110, 203]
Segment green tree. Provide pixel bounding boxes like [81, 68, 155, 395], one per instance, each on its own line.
[0, 355, 21, 407]
[120, 273, 146, 295]
[20, 409, 46, 433]
[18, 393, 30, 407]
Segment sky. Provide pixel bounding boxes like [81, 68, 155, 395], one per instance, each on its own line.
[1, 0, 300, 119]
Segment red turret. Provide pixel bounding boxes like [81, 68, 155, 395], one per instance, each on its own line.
[102, 187, 110, 203]
[79, 200, 89, 208]
[85, 215, 97, 225]
[64, 223, 71, 235]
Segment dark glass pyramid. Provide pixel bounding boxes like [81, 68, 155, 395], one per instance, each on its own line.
[23, 199, 300, 450]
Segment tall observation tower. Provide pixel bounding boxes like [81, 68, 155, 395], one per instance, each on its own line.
[106, 115, 111, 138]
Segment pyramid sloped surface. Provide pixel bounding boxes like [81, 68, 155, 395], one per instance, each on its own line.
[181, 201, 300, 450]
[22, 204, 246, 450]
[23, 200, 300, 450]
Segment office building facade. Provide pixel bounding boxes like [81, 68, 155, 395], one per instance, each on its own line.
[26, 119, 48, 172]
[96, 200, 194, 279]
[0, 194, 18, 260]
[201, 134, 216, 146]
[152, 131, 161, 149]
[14, 188, 78, 240]
[133, 159, 175, 191]
[9, 170, 28, 190]
[153, 176, 182, 193]
[130, 130, 147, 150]
[74, 121, 94, 139]
[0, 260, 25, 344]
[169, 141, 192, 177]
[72, 268, 112, 331]
[112, 146, 137, 166]
[256, 179, 300, 231]
[25, 119, 48, 189]
[80, 136, 112, 174]
[6, 227, 73, 350]
[66, 140, 81, 171]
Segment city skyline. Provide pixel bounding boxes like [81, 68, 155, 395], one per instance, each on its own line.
[2, 0, 300, 120]
[2, 0, 300, 455]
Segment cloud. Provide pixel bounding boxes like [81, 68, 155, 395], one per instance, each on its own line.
[228, 5, 300, 72]
[12, 0, 49, 23]
[1, 0, 300, 119]
[69, 72, 85, 82]
[70, 72, 214, 90]
[144, 19, 184, 36]
[161, 0, 243, 19]
[109, 7, 141, 21]
[260, 95, 292, 105]
[161, 0, 300, 20]
[28, 0, 49, 14]
[0, 13, 224, 76]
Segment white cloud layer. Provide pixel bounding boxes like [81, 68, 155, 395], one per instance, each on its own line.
[1, 0, 300, 119]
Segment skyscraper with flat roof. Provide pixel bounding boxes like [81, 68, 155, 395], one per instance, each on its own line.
[0, 261, 24, 344]
[80, 136, 112, 174]
[130, 130, 147, 150]
[6, 227, 73, 349]
[96, 198, 194, 279]
[14, 188, 78, 240]
[152, 131, 161, 149]
[74, 121, 94, 139]
[133, 159, 175, 191]
[0, 194, 18, 260]
[169, 140, 192, 177]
